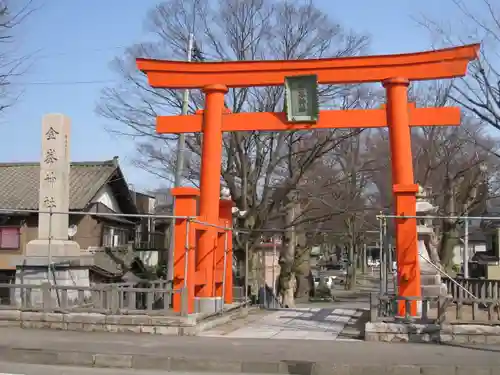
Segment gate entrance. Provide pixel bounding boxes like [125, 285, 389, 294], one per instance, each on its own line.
[137, 44, 479, 315]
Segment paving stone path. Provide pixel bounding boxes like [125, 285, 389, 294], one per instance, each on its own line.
[199, 307, 363, 341]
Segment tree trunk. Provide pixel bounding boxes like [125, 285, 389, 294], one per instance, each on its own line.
[346, 241, 357, 290]
[294, 230, 311, 299]
[361, 244, 367, 274]
[247, 249, 260, 301]
[335, 246, 342, 264]
[279, 238, 296, 307]
[439, 226, 460, 273]
[278, 191, 298, 308]
[439, 177, 460, 273]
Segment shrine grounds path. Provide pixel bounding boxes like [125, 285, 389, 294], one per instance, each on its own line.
[0, 326, 498, 374]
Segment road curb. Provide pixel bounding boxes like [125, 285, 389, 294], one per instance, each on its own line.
[0, 347, 496, 374]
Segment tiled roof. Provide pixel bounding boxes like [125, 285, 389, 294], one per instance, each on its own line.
[0, 160, 119, 211]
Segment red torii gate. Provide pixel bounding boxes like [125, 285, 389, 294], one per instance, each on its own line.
[137, 44, 479, 315]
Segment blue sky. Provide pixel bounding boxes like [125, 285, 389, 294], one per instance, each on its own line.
[0, 0, 467, 192]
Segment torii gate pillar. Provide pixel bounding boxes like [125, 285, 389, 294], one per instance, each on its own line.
[196, 84, 228, 298]
[383, 78, 420, 306]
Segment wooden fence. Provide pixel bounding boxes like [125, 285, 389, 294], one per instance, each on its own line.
[0, 282, 185, 316]
[370, 293, 500, 324]
[443, 277, 500, 300]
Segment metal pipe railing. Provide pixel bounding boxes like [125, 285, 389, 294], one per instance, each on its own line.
[0, 207, 188, 220]
[221, 228, 229, 315]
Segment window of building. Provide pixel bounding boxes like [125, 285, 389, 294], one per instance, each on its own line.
[0, 227, 20, 249]
[102, 226, 132, 248]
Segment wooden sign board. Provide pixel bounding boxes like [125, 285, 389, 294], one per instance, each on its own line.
[284, 74, 319, 123]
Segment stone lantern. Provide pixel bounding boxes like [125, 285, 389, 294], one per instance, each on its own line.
[415, 185, 448, 303]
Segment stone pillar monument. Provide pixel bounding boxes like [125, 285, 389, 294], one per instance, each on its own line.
[415, 186, 448, 303]
[29, 114, 73, 253]
[15, 114, 93, 306]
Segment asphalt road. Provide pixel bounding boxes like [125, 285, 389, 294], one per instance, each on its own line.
[0, 362, 270, 375]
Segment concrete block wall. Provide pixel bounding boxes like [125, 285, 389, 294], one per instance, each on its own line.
[0, 310, 188, 335]
[0, 307, 248, 336]
[365, 322, 500, 344]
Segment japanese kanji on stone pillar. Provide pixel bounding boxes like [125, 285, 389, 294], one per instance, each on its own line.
[137, 44, 479, 315]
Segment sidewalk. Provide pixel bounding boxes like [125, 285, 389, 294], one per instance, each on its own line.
[199, 307, 363, 340]
[0, 327, 498, 374]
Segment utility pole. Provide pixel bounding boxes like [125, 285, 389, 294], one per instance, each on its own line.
[175, 32, 195, 186]
[166, 3, 198, 293]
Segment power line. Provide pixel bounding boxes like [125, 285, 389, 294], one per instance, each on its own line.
[34, 46, 128, 59]
[8, 41, 209, 86]
[11, 79, 115, 86]
[2, 45, 132, 86]
[13, 57, 207, 86]
[8, 53, 211, 88]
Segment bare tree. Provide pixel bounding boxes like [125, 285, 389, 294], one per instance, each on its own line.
[367, 81, 500, 271]
[412, 0, 500, 272]
[418, 0, 500, 131]
[269, 87, 383, 297]
[0, 1, 35, 114]
[414, 121, 494, 270]
[339, 135, 378, 289]
[279, 190, 299, 307]
[412, 82, 499, 271]
[300, 130, 381, 289]
[263, 87, 381, 302]
[97, 0, 370, 296]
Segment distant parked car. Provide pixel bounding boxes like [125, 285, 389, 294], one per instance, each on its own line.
[313, 275, 337, 290]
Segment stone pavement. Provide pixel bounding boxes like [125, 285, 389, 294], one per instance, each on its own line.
[0, 327, 499, 374]
[199, 307, 362, 341]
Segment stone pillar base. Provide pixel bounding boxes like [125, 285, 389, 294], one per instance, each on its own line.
[195, 297, 223, 314]
[24, 239, 81, 258]
[14, 253, 94, 309]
